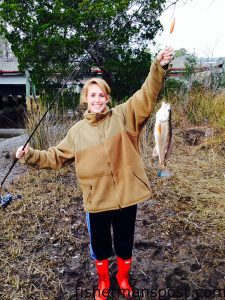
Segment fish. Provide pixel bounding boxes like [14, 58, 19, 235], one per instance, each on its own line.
[152, 101, 173, 177]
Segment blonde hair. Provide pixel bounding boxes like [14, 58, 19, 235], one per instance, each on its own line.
[80, 78, 111, 104]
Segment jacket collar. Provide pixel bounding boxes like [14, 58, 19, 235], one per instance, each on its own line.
[84, 107, 110, 125]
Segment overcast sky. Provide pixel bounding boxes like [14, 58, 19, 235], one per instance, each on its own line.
[151, 0, 225, 58]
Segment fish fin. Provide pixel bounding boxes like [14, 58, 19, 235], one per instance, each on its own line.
[152, 146, 158, 157]
[157, 124, 161, 135]
[165, 139, 174, 160]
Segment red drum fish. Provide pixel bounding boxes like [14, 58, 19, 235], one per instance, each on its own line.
[153, 102, 173, 177]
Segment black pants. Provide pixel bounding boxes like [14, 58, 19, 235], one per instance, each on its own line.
[86, 205, 137, 261]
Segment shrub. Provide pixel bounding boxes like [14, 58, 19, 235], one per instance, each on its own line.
[25, 101, 77, 150]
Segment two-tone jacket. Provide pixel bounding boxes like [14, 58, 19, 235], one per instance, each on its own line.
[22, 58, 166, 213]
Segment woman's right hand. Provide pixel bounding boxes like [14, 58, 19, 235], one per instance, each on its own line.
[16, 145, 29, 159]
[157, 46, 174, 66]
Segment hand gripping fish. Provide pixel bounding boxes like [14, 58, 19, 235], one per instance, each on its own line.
[153, 102, 173, 177]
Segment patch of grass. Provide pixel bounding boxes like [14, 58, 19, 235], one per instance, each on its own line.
[0, 94, 224, 298]
[166, 88, 225, 129]
[186, 89, 225, 128]
[0, 166, 83, 299]
[24, 103, 78, 150]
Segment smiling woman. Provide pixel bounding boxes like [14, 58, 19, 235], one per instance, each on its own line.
[86, 84, 108, 113]
[80, 78, 111, 113]
[15, 47, 174, 300]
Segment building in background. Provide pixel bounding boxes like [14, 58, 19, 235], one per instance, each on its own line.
[168, 55, 224, 88]
[0, 39, 27, 127]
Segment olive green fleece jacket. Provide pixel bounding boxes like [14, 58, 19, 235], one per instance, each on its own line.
[21, 58, 166, 213]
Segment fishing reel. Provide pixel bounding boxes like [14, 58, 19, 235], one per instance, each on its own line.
[0, 193, 22, 209]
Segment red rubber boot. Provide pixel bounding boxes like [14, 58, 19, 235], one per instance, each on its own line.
[95, 259, 110, 300]
[116, 256, 133, 298]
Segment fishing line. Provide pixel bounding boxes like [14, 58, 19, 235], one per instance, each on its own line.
[170, 2, 177, 20]
[0, 0, 145, 189]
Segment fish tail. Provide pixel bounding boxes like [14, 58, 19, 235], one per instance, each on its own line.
[157, 166, 171, 177]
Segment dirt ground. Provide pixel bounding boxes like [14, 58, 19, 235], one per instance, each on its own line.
[0, 134, 28, 186]
[0, 126, 224, 300]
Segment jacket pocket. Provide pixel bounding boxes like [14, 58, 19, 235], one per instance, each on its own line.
[132, 171, 151, 191]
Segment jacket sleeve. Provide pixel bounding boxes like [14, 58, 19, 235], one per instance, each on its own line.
[120, 58, 166, 133]
[21, 127, 75, 170]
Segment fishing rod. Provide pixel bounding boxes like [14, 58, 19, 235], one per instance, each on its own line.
[0, 0, 145, 191]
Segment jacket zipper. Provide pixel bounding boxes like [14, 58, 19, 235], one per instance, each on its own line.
[104, 148, 121, 209]
[96, 113, 100, 122]
[98, 118, 121, 209]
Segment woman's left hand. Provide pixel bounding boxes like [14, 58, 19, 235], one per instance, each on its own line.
[157, 46, 174, 67]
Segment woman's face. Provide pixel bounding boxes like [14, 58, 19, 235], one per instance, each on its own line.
[86, 84, 108, 113]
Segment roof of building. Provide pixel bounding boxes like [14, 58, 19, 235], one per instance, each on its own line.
[170, 56, 224, 69]
[0, 60, 19, 72]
